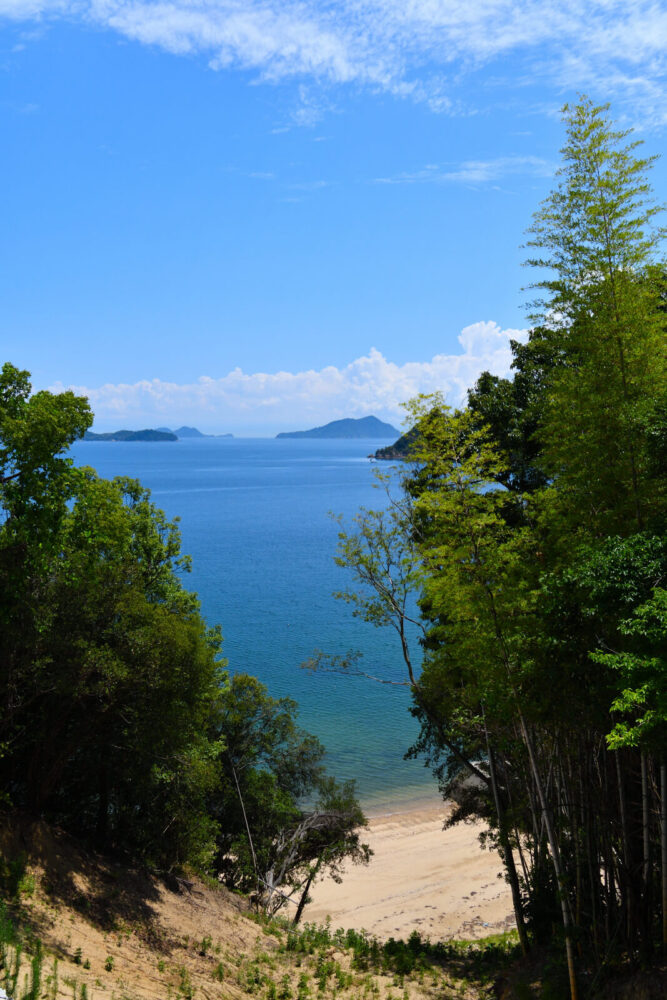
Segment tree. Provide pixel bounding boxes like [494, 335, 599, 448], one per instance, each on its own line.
[213, 674, 370, 918]
[467, 327, 566, 496]
[525, 98, 666, 536]
[1, 363, 94, 761]
[524, 99, 666, 971]
[0, 364, 225, 868]
[264, 777, 371, 924]
[328, 98, 667, 997]
[322, 408, 533, 955]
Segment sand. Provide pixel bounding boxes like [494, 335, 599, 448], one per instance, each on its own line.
[305, 799, 516, 941]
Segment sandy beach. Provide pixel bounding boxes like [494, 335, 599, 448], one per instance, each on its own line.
[305, 800, 515, 941]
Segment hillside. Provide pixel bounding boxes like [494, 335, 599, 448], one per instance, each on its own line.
[374, 427, 417, 461]
[0, 811, 521, 1000]
[277, 416, 399, 440]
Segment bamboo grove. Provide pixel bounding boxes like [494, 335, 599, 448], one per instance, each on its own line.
[333, 100, 667, 995]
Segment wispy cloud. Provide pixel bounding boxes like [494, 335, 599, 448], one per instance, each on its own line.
[2, 98, 40, 113]
[51, 321, 526, 435]
[289, 178, 329, 191]
[2, 2, 667, 123]
[375, 155, 554, 185]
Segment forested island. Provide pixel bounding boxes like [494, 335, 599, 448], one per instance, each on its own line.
[83, 428, 178, 441]
[157, 425, 206, 437]
[277, 415, 399, 439]
[83, 426, 234, 441]
[1, 99, 666, 1000]
[157, 426, 234, 438]
[373, 426, 416, 460]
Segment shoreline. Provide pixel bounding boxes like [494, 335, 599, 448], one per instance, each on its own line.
[305, 799, 515, 942]
[363, 797, 447, 821]
[360, 788, 443, 820]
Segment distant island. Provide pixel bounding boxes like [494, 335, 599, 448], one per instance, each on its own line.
[83, 426, 234, 441]
[277, 415, 399, 440]
[156, 425, 204, 438]
[157, 426, 234, 438]
[83, 429, 177, 442]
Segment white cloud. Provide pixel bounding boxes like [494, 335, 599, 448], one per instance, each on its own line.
[51, 321, 527, 435]
[2, 1, 667, 121]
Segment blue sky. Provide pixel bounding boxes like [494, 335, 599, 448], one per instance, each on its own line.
[2, 1, 666, 434]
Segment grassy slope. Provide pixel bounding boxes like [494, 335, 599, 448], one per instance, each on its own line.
[0, 812, 518, 1000]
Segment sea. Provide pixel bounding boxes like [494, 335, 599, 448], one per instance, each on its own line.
[69, 437, 437, 813]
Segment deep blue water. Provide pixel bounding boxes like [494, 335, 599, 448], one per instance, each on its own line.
[69, 437, 436, 811]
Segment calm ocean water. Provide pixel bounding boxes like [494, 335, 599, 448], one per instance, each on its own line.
[69, 437, 436, 811]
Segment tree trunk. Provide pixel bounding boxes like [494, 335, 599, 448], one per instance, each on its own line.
[661, 759, 667, 948]
[615, 752, 633, 947]
[293, 866, 318, 927]
[641, 751, 651, 954]
[485, 722, 530, 956]
[96, 758, 109, 847]
[229, 759, 260, 903]
[642, 753, 650, 887]
[519, 714, 578, 1000]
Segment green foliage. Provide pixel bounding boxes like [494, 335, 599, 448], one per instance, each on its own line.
[409, 102, 666, 981]
[283, 920, 520, 987]
[0, 363, 230, 868]
[213, 674, 369, 917]
[0, 904, 47, 1000]
[277, 972, 293, 999]
[296, 970, 311, 997]
[0, 902, 22, 997]
[467, 328, 557, 495]
[177, 964, 194, 999]
[330, 98, 667, 994]
[526, 98, 666, 536]
[594, 588, 667, 749]
[0, 853, 30, 901]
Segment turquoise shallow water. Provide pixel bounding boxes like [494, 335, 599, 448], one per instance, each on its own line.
[69, 437, 435, 809]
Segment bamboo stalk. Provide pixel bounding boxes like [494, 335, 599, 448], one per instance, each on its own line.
[661, 759, 667, 948]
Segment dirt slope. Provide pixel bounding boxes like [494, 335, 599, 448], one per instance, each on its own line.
[0, 812, 496, 1000]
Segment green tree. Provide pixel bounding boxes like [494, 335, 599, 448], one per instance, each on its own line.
[213, 674, 370, 918]
[0, 365, 225, 868]
[526, 98, 666, 536]
[467, 328, 561, 495]
[1, 363, 92, 797]
[1, 364, 93, 762]
[524, 100, 666, 971]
